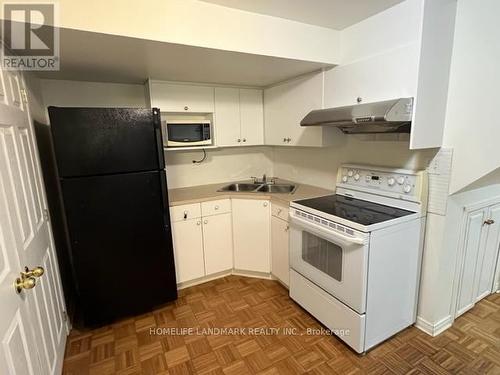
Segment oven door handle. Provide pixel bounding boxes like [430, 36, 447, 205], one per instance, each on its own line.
[290, 215, 366, 247]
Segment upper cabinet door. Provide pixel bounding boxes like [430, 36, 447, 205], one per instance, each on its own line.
[240, 89, 264, 146]
[264, 72, 333, 147]
[150, 83, 214, 113]
[323, 44, 419, 108]
[215, 87, 241, 147]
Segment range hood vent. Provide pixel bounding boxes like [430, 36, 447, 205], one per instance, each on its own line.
[300, 98, 413, 134]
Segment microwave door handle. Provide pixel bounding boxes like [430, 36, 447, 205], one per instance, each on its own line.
[290, 215, 365, 247]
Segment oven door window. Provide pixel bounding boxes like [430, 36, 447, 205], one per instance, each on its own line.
[302, 231, 342, 281]
[167, 124, 203, 143]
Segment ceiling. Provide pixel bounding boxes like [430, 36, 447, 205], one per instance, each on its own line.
[199, 0, 404, 30]
[36, 28, 332, 87]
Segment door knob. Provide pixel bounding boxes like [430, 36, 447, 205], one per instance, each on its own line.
[484, 219, 495, 225]
[14, 266, 44, 294]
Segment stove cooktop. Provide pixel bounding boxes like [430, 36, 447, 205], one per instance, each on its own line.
[293, 194, 415, 226]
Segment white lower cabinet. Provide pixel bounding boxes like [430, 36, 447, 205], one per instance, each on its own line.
[232, 199, 271, 272]
[171, 218, 205, 283]
[271, 215, 289, 286]
[202, 212, 233, 274]
[171, 200, 233, 285]
[455, 202, 500, 317]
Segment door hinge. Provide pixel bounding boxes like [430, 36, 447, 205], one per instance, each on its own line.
[20, 88, 28, 103]
[43, 209, 50, 221]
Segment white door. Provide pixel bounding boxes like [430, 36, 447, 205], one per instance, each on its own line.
[239, 89, 264, 146]
[271, 216, 290, 286]
[202, 213, 233, 275]
[456, 208, 486, 316]
[474, 204, 500, 301]
[0, 68, 67, 375]
[232, 199, 270, 273]
[214, 87, 241, 147]
[171, 219, 205, 283]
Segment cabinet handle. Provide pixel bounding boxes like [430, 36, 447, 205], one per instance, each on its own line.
[214, 205, 219, 210]
[183, 211, 188, 220]
[237, 138, 241, 143]
[263, 202, 268, 207]
[484, 219, 495, 225]
[285, 225, 289, 232]
[204, 219, 208, 224]
[287, 138, 291, 143]
[196, 221, 201, 225]
[242, 138, 246, 142]
[184, 106, 189, 111]
[357, 97, 362, 104]
[283, 138, 287, 143]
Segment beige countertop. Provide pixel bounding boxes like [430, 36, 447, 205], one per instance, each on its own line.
[168, 179, 333, 206]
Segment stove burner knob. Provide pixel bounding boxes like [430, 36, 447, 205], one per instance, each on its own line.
[342, 175, 348, 183]
[387, 177, 395, 186]
[403, 184, 412, 193]
[365, 175, 371, 182]
[397, 176, 405, 185]
[354, 173, 360, 181]
[347, 169, 354, 177]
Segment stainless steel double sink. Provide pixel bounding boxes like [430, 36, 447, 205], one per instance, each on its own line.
[217, 183, 297, 194]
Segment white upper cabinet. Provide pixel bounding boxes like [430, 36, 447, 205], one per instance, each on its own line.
[323, 43, 419, 108]
[215, 87, 264, 147]
[264, 71, 336, 147]
[149, 82, 214, 113]
[240, 89, 264, 146]
[323, 0, 456, 150]
[215, 87, 241, 146]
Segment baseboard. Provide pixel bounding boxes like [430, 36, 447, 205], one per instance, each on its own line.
[177, 269, 272, 290]
[415, 315, 453, 336]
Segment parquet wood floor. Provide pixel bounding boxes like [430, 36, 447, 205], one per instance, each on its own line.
[63, 275, 500, 375]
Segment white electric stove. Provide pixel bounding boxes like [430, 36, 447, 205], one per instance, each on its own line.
[289, 164, 428, 353]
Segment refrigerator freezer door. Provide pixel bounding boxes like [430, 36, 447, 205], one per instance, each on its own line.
[48, 107, 163, 177]
[61, 170, 177, 326]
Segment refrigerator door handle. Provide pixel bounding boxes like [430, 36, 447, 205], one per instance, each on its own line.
[153, 108, 165, 170]
[159, 170, 170, 230]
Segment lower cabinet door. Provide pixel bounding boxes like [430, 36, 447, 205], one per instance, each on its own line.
[232, 199, 271, 272]
[203, 213, 234, 275]
[271, 216, 290, 286]
[172, 219, 205, 283]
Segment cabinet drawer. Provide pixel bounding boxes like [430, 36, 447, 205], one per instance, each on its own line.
[201, 199, 231, 216]
[170, 203, 202, 222]
[271, 202, 289, 221]
[290, 269, 365, 353]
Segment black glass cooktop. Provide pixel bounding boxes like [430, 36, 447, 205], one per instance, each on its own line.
[294, 194, 415, 226]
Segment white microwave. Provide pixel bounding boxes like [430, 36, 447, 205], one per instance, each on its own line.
[164, 120, 213, 147]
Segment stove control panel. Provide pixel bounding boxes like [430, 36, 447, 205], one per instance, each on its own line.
[338, 165, 424, 199]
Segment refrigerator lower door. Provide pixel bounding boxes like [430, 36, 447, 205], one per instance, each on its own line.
[62, 170, 177, 326]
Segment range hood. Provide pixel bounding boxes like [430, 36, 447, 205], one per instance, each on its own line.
[300, 98, 413, 134]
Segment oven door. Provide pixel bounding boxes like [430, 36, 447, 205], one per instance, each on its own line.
[166, 123, 212, 147]
[289, 212, 369, 313]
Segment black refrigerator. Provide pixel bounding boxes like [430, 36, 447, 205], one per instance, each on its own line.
[44, 107, 177, 328]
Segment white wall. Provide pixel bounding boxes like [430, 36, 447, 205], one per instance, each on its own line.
[40, 79, 146, 108]
[55, 0, 340, 65]
[273, 138, 436, 190]
[165, 147, 273, 189]
[443, 0, 500, 193]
